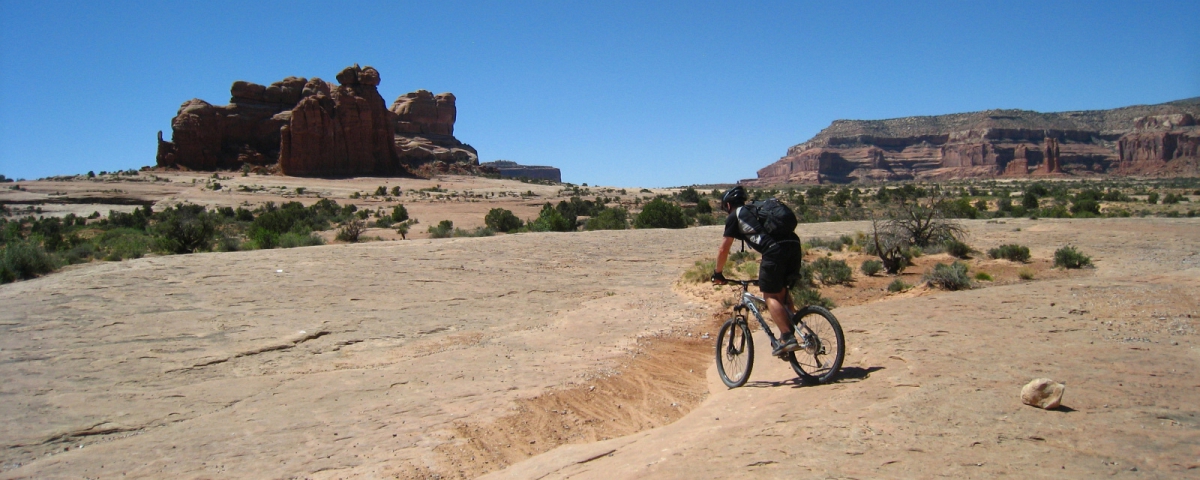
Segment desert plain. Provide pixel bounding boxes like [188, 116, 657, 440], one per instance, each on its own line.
[1, 173, 1199, 478]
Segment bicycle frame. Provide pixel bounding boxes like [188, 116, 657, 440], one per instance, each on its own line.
[731, 281, 784, 351]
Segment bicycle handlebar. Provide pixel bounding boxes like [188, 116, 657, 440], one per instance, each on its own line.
[720, 279, 757, 291]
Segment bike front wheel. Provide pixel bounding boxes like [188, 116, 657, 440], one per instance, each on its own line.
[715, 317, 754, 388]
[787, 305, 845, 384]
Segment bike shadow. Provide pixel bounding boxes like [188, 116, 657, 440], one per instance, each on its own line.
[742, 366, 884, 389]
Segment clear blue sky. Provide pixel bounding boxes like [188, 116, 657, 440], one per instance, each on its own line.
[2, 1, 1197, 187]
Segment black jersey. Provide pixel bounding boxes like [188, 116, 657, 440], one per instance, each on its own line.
[723, 206, 800, 254]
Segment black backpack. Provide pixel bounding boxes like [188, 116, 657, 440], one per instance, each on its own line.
[749, 198, 798, 236]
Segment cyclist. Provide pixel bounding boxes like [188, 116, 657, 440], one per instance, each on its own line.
[710, 186, 803, 356]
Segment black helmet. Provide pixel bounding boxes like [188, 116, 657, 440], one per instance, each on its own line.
[720, 186, 747, 212]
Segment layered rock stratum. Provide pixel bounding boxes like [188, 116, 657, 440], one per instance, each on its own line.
[481, 160, 563, 182]
[156, 65, 478, 176]
[746, 97, 1200, 185]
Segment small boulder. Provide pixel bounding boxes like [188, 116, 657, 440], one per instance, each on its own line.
[1021, 378, 1065, 409]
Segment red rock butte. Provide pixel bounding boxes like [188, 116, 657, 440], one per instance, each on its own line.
[156, 64, 479, 176]
[745, 98, 1200, 185]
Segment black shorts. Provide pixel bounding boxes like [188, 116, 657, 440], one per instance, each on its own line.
[759, 242, 801, 294]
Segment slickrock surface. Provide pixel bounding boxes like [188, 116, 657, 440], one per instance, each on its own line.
[2, 172, 1198, 478]
[486, 218, 1200, 479]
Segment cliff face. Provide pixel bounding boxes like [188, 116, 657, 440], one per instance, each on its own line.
[390, 90, 478, 167]
[746, 98, 1200, 185]
[156, 65, 477, 176]
[480, 160, 562, 182]
[278, 65, 401, 176]
[155, 77, 308, 170]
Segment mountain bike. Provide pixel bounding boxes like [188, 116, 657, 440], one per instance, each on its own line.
[715, 280, 845, 388]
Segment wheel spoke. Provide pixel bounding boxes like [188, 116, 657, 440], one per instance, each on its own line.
[786, 306, 845, 383]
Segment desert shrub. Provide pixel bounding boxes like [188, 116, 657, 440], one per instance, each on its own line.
[736, 260, 759, 277]
[885, 196, 966, 247]
[1070, 198, 1101, 216]
[1022, 191, 1039, 210]
[527, 204, 575, 232]
[96, 228, 152, 260]
[790, 285, 835, 309]
[453, 227, 495, 237]
[215, 234, 241, 252]
[373, 216, 394, 228]
[584, 208, 628, 231]
[1147, 192, 1159, 204]
[63, 243, 98, 264]
[974, 272, 993, 281]
[860, 259, 883, 276]
[107, 206, 151, 230]
[1040, 205, 1071, 218]
[886, 278, 911, 293]
[247, 227, 280, 249]
[924, 261, 972, 291]
[395, 223, 410, 239]
[941, 197, 979, 219]
[336, 219, 367, 242]
[867, 221, 912, 274]
[695, 213, 721, 226]
[391, 204, 409, 223]
[152, 204, 217, 254]
[251, 201, 339, 239]
[681, 259, 717, 283]
[427, 220, 455, 239]
[1054, 245, 1092, 269]
[633, 198, 688, 229]
[1, 239, 57, 282]
[374, 186, 387, 196]
[805, 237, 846, 252]
[485, 208, 524, 232]
[729, 250, 757, 264]
[811, 257, 853, 285]
[235, 207, 254, 222]
[278, 231, 325, 248]
[944, 239, 972, 259]
[1018, 267, 1036, 280]
[988, 244, 1031, 262]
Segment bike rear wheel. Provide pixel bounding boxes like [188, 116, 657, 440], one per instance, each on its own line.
[787, 305, 845, 383]
[715, 317, 754, 388]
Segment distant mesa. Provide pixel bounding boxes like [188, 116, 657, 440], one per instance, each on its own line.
[481, 160, 562, 183]
[744, 97, 1200, 185]
[156, 64, 479, 177]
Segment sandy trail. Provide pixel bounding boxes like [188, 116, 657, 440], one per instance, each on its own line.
[2, 213, 1198, 478]
[485, 218, 1200, 478]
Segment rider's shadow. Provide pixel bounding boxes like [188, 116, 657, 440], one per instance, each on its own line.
[742, 366, 884, 389]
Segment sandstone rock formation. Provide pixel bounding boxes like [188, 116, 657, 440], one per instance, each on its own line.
[278, 65, 401, 176]
[390, 90, 478, 166]
[157, 65, 478, 176]
[481, 160, 562, 182]
[746, 98, 1200, 185]
[1116, 113, 1199, 175]
[156, 77, 309, 170]
[1021, 378, 1066, 409]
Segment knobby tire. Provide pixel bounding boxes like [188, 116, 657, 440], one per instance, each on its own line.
[787, 305, 845, 383]
[715, 317, 754, 388]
